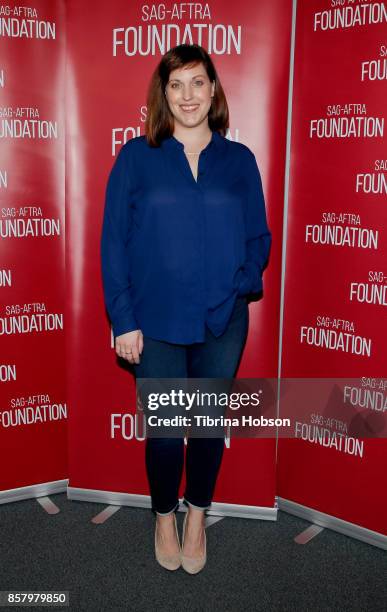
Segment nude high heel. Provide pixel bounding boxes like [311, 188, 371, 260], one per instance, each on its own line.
[181, 511, 207, 574]
[155, 513, 181, 571]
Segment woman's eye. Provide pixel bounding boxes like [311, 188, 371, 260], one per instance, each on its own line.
[171, 82, 181, 89]
[193, 80, 204, 86]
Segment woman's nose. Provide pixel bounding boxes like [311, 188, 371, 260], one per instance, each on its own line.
[182, 84, 193, 100]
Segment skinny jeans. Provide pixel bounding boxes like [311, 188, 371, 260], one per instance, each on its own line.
[133, 296, 249, 515]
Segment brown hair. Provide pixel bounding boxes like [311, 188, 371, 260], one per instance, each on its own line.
[145, 44, 229, 147]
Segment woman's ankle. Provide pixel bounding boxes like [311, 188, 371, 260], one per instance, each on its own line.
[187, 507, 205, 522]
[156, 513, 176, 529]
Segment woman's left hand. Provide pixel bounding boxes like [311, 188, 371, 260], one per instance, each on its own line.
[115, 329, 144, 364]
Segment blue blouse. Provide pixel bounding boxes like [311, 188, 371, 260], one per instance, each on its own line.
[100, 130, 271, 345]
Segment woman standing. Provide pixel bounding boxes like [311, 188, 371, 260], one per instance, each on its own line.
[101, 44, 271, 574]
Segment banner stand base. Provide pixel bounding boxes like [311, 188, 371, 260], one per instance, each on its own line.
[36, 496, 61, 514]
[67, 487, 277, 521]
[294, 524, 324, 544]
[0, 480, 68, 505]
[278, 497, 387, 550]
[92, 505, 121, 524]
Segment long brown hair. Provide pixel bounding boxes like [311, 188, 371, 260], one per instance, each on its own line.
[145, 44, 229, 147]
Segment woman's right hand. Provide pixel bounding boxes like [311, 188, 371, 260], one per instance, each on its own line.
[115, 329, 144, 364]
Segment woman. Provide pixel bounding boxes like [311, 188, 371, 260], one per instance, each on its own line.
[101, 44, 271, 574]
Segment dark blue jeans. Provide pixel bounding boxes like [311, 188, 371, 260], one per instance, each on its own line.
[133, 297, 249, 515]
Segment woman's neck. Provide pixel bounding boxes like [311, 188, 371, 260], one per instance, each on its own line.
[173, 123, 213, 152]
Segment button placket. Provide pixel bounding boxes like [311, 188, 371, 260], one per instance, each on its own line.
[196, 164, 207, 318]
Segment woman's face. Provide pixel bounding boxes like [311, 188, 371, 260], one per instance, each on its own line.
[165, 62, 215, 131]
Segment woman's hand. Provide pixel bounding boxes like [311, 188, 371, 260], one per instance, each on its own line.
[115, 330, 144, 364]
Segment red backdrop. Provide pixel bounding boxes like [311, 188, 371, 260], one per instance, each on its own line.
[278, 0, 387, 536]
[2, 0, 385, 545]
[66, 0, 292, 511]
[0, 0, 67, 493]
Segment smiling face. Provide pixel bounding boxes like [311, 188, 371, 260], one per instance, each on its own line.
[165, 62, 215, 131]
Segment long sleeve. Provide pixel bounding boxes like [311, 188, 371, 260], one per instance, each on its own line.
[237, 150, 272, 296]
[100, 145, 139, 337]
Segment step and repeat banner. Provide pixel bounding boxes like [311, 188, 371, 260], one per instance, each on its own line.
[66, 0, 292, 511]
[0, 1, 67, 497]
[1, 0, 385, 545]
[278, 0, 387, 537]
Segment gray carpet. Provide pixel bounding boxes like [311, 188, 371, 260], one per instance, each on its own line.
[0, 493, 386, 611]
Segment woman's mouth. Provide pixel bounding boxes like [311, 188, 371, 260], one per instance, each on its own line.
[180, 104, 200, 113]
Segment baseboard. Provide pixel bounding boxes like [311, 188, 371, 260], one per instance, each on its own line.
[0, 480, 68, 505]
[278, 496, 387, 550]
